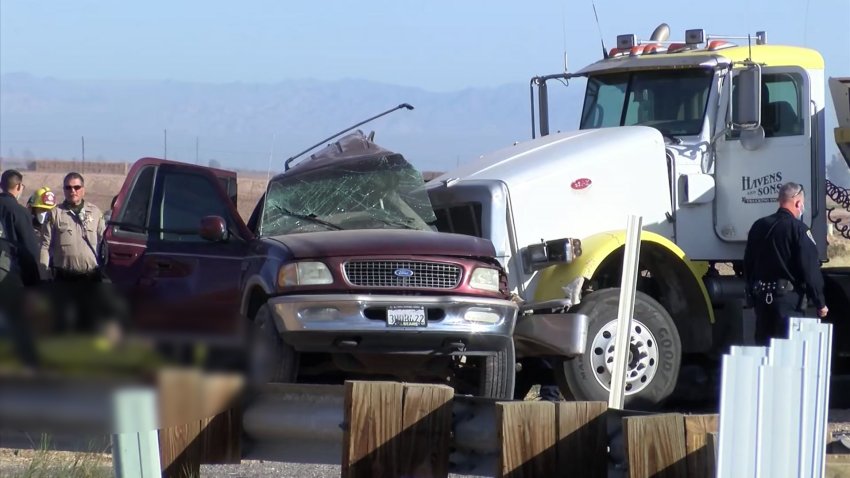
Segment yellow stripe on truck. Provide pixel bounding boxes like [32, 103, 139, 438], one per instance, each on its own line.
[532, 230, 715, 323]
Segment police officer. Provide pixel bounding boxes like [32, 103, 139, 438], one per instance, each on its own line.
[0, 169, 41, 368]
[743, 181, 828, 346]
[40, 172, 107, 334]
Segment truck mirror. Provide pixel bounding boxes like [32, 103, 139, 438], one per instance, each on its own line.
[200, 215, 228, 242]
[522, 238, 583, 274]
[732, 64, 762, 130]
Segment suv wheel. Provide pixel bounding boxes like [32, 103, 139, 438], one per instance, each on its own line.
[479, 342, 516, 399]
[248, 304, 298, 385]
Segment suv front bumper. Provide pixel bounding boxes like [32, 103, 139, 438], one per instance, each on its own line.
[268, 294, 518, 355]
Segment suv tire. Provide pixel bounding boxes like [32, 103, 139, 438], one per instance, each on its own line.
[479, 341, 516, 399]
[249, 304, 298, 385]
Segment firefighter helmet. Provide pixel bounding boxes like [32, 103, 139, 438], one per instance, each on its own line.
[27, 187, 57, 210]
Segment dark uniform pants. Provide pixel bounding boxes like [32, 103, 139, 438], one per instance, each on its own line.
[52, 268, 112, 333]
[0, 269, 40, 367]
[753, 292, 803, 346]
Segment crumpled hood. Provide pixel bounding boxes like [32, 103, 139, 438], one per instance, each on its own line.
[270, 229, 496, 260]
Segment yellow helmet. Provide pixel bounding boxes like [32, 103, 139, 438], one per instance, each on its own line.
[27, 187, 57, 210]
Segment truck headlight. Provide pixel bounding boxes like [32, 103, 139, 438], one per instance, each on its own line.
[469, 267, 500, 292]
[278, 261, 334, 287]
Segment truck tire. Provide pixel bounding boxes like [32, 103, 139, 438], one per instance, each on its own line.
[555, 288, 681, 409]
[479, 341, 516, 399]
[249, 304, 298, 385]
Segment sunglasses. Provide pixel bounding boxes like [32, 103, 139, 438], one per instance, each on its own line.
[64, 185, 83, 191]
[792, 185, 804, 198]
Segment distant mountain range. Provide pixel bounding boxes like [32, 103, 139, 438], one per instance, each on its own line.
[0, 73, 585, 173]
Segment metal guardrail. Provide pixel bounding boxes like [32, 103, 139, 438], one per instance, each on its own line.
[0, 379, 506, 474]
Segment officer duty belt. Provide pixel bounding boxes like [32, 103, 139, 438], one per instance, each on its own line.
[752, 279, 796, 305]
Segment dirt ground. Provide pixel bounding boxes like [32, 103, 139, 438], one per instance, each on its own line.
[17, 170, 268, 223]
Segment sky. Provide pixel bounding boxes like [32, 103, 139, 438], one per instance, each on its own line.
[0, 0, 849, 171]
[1, 0, 848, 92]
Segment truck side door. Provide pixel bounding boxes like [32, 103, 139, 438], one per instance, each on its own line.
[714, 67, 817, 248]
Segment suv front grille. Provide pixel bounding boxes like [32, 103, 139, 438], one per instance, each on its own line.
[344, 260, 462, 289]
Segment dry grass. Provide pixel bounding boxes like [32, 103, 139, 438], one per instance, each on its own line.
[0, 436, 112, 478]
[18, 171, 267, 221]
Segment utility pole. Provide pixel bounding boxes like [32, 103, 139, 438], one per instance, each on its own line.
[195, 136, 199, 164]
[81, 136, 86, 173]
[163, 129, 168, 159]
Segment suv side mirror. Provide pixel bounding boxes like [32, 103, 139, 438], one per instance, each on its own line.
[522, 238, 583, 274]
[732, 64, 762, 130]
[200, 215, 228, 242]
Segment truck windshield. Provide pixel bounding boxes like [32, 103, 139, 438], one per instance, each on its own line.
[579, 68, 714, 136]
[260, 154, 437, 236]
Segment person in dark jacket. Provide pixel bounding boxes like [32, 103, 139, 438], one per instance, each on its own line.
[0, 169, 41, 368]
[743, 181, 828, 346]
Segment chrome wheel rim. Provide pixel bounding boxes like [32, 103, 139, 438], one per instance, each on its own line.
[589, 319, 659, 395]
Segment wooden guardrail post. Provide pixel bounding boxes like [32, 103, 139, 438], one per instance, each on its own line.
[497, 401, 558, 477]
[399, 384, 453, 478]
[623, 413, 688, 478]
[341, 381, 454, 478]
[496, 401, 608, 478]
[158, 369, 203, 478]
[342, 381, 403, 478]
[684, 415, 719, 478]
[557, 401, 608, 478]
[157, 368, 244, 478]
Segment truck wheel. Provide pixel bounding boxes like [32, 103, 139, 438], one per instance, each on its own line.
[479, 342, 516, 399]
[555, 288, 681, 409]
[249, 304, 298, 384]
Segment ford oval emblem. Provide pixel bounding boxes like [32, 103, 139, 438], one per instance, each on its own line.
[394, 268, 414, 277]
[571, 178, 592, 190]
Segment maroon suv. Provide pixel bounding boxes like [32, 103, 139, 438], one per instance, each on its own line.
[104, 132, 520, 397]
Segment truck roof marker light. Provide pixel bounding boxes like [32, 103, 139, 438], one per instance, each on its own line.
[641, 43, 665, 55]
[666, 42, 690, 54]
[707, 40, 736, 51]
[629, 45, 647, 57]
[608, 47, 627, 57]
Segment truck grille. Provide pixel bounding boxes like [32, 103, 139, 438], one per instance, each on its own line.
[344, 260, 462, 289]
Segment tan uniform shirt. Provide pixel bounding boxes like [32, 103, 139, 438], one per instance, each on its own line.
[40, 201, 105, 276]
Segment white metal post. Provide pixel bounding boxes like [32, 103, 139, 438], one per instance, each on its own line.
[111, 388, 161, 478]
[608, 214, 642, 410]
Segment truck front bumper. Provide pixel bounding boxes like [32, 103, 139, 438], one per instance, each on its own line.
[268, 294, 518, 355]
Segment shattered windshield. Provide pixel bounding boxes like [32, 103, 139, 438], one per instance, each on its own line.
[259, 154, 437, 236]
[579, 68, 714, 136]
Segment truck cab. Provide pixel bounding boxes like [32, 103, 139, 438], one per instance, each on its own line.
[426, 25, 846, 408]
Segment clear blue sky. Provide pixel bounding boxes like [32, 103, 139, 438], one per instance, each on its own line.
[2, 0, 848, 92]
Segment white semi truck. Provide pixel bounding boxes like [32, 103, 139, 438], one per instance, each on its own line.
[426, 24, 850, 408]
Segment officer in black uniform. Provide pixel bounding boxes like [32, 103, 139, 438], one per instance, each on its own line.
[0, 169, 41, 368]
[743, 181, 828, 346]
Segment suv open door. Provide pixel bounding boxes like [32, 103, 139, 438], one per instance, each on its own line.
[104, 158, 253, 346]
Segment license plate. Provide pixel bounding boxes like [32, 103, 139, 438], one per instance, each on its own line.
[386, 306, 426, 327]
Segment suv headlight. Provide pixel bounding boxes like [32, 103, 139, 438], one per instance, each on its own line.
[278, 261, 334, 287]
[469, 267, 500, 292]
